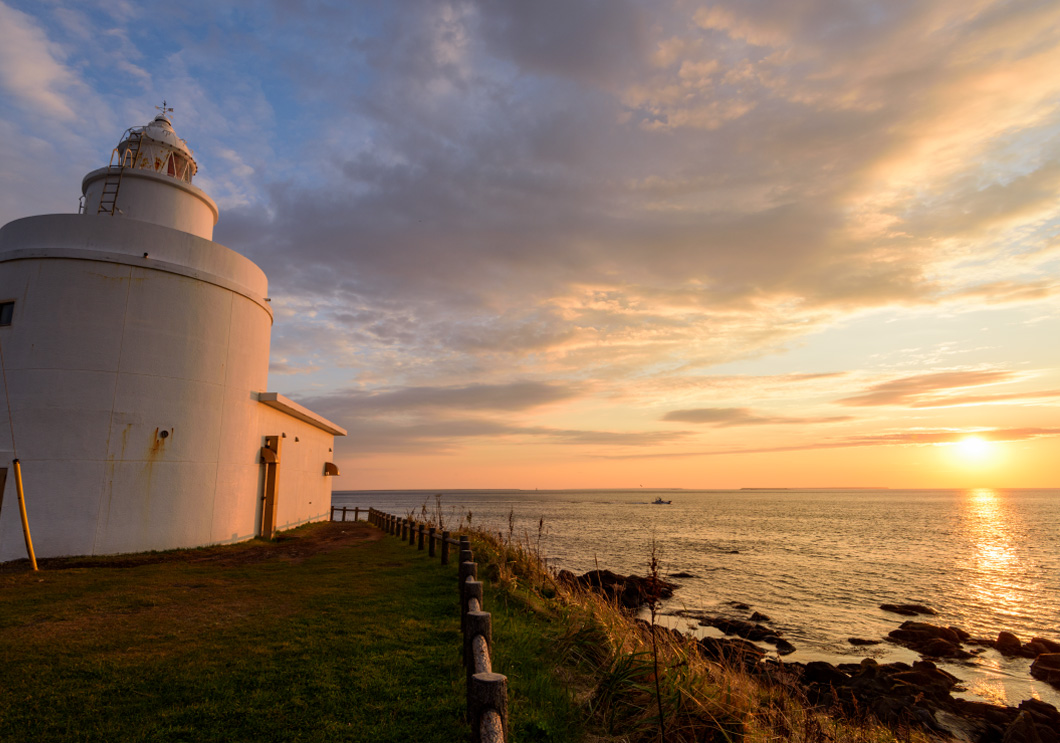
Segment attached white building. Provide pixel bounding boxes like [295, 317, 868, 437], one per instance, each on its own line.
[0, 112, 345, 562]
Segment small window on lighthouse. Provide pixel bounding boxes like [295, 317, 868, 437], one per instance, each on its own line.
[0, 302, 13, 326]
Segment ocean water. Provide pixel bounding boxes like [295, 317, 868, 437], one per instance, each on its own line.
[332, 488, 1060, 708]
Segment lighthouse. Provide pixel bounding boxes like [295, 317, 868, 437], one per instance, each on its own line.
[0, 109, 345, 562]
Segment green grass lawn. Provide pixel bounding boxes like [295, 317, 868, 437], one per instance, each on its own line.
[0, 523, 469, 742]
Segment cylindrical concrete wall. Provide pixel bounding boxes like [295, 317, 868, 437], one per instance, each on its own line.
[0, 214, 273, 561]
[82, 167, 219, 240]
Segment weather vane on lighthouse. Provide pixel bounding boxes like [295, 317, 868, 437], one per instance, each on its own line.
[155, 100, 174, 118]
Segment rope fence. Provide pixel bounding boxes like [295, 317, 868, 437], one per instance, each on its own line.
[365, 507, 508, 743]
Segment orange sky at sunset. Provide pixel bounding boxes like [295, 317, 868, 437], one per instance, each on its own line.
[1, 1, 1058, 489]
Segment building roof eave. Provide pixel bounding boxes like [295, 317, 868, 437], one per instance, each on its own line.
[257, 392, 347, 436]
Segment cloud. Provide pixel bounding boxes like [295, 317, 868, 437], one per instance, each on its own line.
[844, 428, 1060, 446]
[837, 370, 1020, 407]
[951, 280, 1058, 305]
[662, 407, 850, 426]
[309, 411, 689, 455]
[299, 381, 579, 419]
[600, 426, 1060, 460]
[478, 0, 652, 87]
[0, 2, 80, 119]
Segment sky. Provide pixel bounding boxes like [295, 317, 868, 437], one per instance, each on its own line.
[1, 0, 1058, 490]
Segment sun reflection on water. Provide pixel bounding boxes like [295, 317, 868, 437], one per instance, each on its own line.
[960, 489, 1025, 628]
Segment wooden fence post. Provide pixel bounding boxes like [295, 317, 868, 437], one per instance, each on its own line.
[464, 610, 491, 666]
[464, 580, 483, 631]
[428, 527, 436, 557]
[354, 507, 360, 521]
[459, 562, 478, 631]
[469, 673, 508, 743]
[441, 531, 451, 565]
[418, 524, 425, 550]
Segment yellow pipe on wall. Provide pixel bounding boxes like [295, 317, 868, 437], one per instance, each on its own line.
[13, 459, 38, 571]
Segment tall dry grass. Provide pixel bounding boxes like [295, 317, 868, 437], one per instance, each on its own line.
[461, 521, 935, 743]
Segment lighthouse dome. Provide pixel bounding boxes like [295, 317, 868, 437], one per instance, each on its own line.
[82, 108, 217, 239]
[114, 113, 199, 182]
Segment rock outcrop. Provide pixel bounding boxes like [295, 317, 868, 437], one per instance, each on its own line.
[779, 658, 1060, 742]
[880, 603, 937, 616]
[558, 569, 677, 609]
[1031, 654, 1060, 688]
[887, 621, 973, 659]
[696, 615, 796, 655]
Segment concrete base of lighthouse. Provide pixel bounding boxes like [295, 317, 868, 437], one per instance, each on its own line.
[0, 213, 345, 563]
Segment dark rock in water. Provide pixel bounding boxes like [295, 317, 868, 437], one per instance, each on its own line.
[697, 636, 765, 668]
[950, 625, 972, 642]
[633, 618, 687, 645]
[699, 616, 779, 643]
[1034, 637, 1060, 654]
[668, 571, 696, 578]
[966, 631, 1060, 660]
[727, 601, 751, 611]
[573, 569, 677, 609]
[774, 638, 797, 655]
[998, 631, 1025, 657]
[1020, 699, 1060, 719]
[888, 621, 973, 659]
[556, 569, 577, 585]
[921, 638, 969, 658]
[1026, 641, 1053, 658]
[890, 661, 960, 703]
[880, 603, 937, 616]
[1031, 654, 1060, 687]
[726, 550, 740, 554]
[697, 614, 795, 654]
[690, 624, 1060, 742]
[953, 698, 1020, 727]
[750, 611, 771, 622]
[848, 637, 882, 646]
[802, 660, 849, 686]
[1003, 711, 1044, 743]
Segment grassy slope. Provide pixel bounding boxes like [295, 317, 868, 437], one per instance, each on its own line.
[1, 518, 931, 743]
[0, 523, 468, 743]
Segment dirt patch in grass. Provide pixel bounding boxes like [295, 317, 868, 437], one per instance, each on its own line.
[2, 520, 382, 573]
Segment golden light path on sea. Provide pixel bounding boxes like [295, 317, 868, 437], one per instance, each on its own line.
[963, 488, 1023, 621]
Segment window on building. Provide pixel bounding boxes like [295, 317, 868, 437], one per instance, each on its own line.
[0, 301, 13, 326]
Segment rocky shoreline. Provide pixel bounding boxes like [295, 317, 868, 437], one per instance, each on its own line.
[564, 569, 1060, 743]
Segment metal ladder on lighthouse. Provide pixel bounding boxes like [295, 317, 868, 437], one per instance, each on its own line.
[96, 128, 144, 215]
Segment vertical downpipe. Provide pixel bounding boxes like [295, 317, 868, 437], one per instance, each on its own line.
[260, 436, 281, 539]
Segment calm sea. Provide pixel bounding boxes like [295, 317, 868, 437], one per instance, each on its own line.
[332, 488, 1060, 708]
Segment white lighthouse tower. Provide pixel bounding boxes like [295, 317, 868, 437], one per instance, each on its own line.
[0, 108, 345, 562]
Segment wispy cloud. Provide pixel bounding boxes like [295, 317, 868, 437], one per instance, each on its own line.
[836, 370, 1051, 407]
[600, 427, 1060, 460]
[662, 407, 850, 426]
[0, 2, 80, 119]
